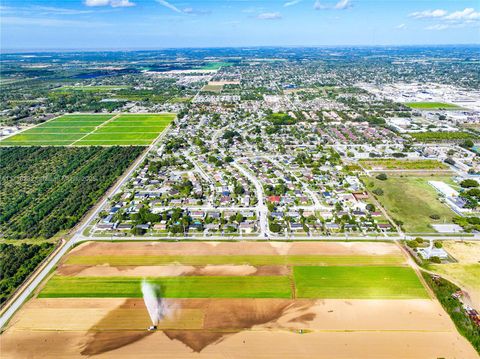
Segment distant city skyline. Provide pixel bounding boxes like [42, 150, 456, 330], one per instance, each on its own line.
[1, 0, 479, 50]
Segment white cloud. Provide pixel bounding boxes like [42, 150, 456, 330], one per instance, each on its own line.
[334, 0, 351, 10]
[284, 0, 301, 7]
[314, 0, 351, 11]
[155, 0, 182, 13]
[444, 8, 480, 21]
[410, 7, 480, 30]
[425, 24, 450, 31]
[409, 9, 447, 19]
[396, 23, 406, 29]
[257, 12, 282, 20]
[84, 0, 135, 7]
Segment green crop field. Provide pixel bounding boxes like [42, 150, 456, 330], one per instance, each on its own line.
[0, 113, 175, 146]
[367, 176, 455, 233]
[294, 266, 428, 299]
[39, 276, 292, 299]
[405, 102, 462, 110]
[65, 254, 405, 266]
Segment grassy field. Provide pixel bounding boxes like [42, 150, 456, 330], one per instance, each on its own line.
[53, 86, 129, 92]
[430, 264, 480, 303]
[65, 254, 405, 266]
[198, 62, 232, 70]
[0, 113, 175, 146]
[405, 102, 462, 110]
[294, 266, 428, 299]
[39, 276, 292, 299]
[201, 84, 223, 92]
[411, 131, 476, 142]
[367, 176, 455, 233]
[359, 159, 448, 170]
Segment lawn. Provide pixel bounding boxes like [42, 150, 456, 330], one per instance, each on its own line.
[198, 62, 232, 70]
[53, 86, 129, 92]
[367, 176, 455, 233]
[65, 254, 405, 266]
[39, 275, 292, 299]
[359, 159, 448, 170]
[411, 131, 476, 142]
[0, 113, 175, 146]
[405, 102, 462, 110]
[294, 266, 428, 299]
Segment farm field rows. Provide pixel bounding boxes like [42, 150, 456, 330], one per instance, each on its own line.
[3, 241, 477, 358]
[0, 113, 175, 146]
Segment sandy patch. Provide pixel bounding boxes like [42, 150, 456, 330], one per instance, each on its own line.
[4, 297, 474, 358]
[57, 265, 290, 277]
[443, 241, 480, 263]
[69, 241, 403, 258]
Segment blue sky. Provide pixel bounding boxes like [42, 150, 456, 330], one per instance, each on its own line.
[1, 0, 479, 50]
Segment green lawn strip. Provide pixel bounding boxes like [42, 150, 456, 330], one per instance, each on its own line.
[93, 126, 167, 133]
[367, 176, 455, 233]
[39, 121, 106, 127]
[0, 141, 73, 146]
[24, 127, 97, 134]
[77, 133, 159, 142]
[294, 266, 428, 299]
[405, 102, 462, 110]
[1, 133, 83, 144]
[64, 254, 405, 266]
[39, 275, 291, 298]
[74, 140, 152, 146]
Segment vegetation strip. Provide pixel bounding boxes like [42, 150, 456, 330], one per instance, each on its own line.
[294, 266, 428, 299]
[64, 254, 405, 266]
[39, 275, 292, 299]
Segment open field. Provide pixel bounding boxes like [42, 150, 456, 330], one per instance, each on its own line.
[53, 85, 129, 92]
[410, 131, 477, 142]
[2, 241, 477, 358]
[366, 176, 455, 233]
[0, 113, 175, 146]
[64, 254, 405, 266]
[429, 241, 480, 310]
[359, 158, 448, 171]
[294, 266, 427, 299]
[405, 102, 463, 110]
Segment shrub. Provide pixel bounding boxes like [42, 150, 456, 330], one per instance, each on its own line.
[430, 214, 440, 220]
[376, 173, 388, 181]
[430, 256, 441, 264]
[434, 241, 443, 248]
[372, 188, 384, 196]
[460, 179, 479, 188]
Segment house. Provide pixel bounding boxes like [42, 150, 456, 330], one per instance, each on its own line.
[268, 195, 281, 203]
[418, 246, 448, 260]
[290, 223, 304, 231]
[239, 222, 256, 234]
[117, 223, 132, 231]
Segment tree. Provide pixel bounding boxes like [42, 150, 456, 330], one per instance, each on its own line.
[376, 173, 388, 181]
[372, 188, 384, 196]
[131, 227, 146, 236]
[366, 204, 376, 212]
[460, 179, 479, 188]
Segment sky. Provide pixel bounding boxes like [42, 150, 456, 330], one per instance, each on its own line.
[1, 0, 479, 50]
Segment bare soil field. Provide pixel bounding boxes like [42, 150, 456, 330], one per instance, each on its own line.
[2, 297, 477, 358]
[2, 241, 477, 358]
[68, 241, 403, 257]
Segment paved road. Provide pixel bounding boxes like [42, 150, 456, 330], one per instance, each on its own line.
[232, 160, 269, 237]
